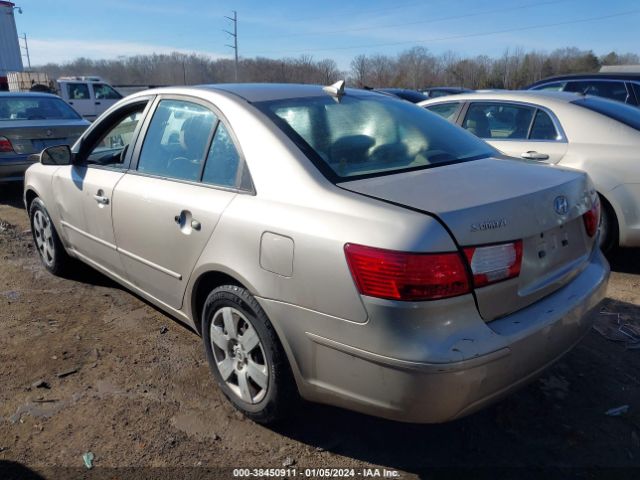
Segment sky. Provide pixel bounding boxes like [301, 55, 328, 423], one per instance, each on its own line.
[11, 0, 640, 71]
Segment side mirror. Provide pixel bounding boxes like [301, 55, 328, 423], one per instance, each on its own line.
[40, 145, 72, 166]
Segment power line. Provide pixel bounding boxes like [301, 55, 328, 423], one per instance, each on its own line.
[243, 0, 572, 41]
[245, 9, 640, 56]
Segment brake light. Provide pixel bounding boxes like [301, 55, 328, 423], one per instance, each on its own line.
[344, 243, 470, 301]
[0, 136, 14, 153]
[582, 198, 600, 238]
[463, 241, 523, 288]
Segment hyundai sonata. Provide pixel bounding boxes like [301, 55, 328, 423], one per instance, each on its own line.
[23, 82, 609, 424]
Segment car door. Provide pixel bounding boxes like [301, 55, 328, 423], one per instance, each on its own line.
[51, 98, 152, 276]
[112, 96, 248, 309]
[64, 82, 97, 120]
[460, 101, 568, 163]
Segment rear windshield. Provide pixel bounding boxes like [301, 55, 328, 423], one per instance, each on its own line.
[255, 93, 495, 181]
[571, 96, 640, 131]
[0, 96, 81, 121]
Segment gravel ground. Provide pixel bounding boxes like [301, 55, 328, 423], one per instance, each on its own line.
[0, 183, 639, 480]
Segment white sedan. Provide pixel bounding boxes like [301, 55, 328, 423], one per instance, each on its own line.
[419, 91, 640, 251]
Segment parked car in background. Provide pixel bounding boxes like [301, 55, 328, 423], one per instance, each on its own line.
[526, 73, 640, 107]
[24, 83, 607, 424]
[0, 92, 89, 182]
[422, 86, 473, 99]
[420, 90, 640, 251]
[372, 88, 429, 103]
[7, 72, 124, 120]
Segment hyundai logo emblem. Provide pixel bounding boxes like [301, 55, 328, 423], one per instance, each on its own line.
[554, 196, 569, 215]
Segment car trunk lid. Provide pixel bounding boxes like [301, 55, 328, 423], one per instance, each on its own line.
[0, 121, 86, 156]
[339, 157, 597, 321]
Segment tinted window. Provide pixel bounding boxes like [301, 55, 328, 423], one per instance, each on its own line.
[0, 96, 81, 120]
[571, 96, 640, 131]
[67, 83, 90, 100]
[85, 109, 145, 166]
[565, 80, 629, 103]
[463, 103, 535, 139]
[93, 83, 122, 100]
[202, 123, 241, 188]
[531, 82, 566, 92]
[138, 100, 216, 181]
[425, 102, 461, 121]
[529, 110, 561, 140]
[256, 93, 494, 181]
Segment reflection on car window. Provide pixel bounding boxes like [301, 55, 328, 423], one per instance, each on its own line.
[256, 94, 493, 180]
[93, 84, 122, 100]
[202, 123, 241, 188]
[565, 80, 629, 103]
[425, 103, 461, 121]
[463, 103, 535, 140]
[85, 108, 145, 167]
[137, 100, 216, 181]
[67, 83, 90, 100]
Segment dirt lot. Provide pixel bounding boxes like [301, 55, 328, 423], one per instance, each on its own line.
[0, 182, 639, 479]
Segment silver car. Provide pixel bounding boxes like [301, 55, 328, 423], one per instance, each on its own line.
[0, 92, 89, 182]
[23, 83, 609, 424]
[420, 91, 640, 252]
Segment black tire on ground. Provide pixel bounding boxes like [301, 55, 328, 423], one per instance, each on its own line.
[201, 285, 296, 424]
[29, 197, 72, 276]
[599, 195, 619, 254]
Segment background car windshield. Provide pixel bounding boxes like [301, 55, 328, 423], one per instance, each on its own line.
[0, 96, 81, 121]
[257, 94, 494, 180]
[572, 97, 640, 131]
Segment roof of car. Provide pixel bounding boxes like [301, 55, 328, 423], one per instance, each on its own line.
[0, 91, 60, 98]
[528, 72, 640, 87]
[194, 83, 383, 102]
[418, 90, 583, 108]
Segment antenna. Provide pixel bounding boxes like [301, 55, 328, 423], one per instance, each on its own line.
[224, 10, 239, 82]
[323, 80, 346, 101]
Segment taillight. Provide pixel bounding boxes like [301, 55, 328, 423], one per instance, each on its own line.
[463, 240, 523, 288]
[344, 243, 470, 301]
[0, 136, 14, 153]
[582, 197, 600, 238]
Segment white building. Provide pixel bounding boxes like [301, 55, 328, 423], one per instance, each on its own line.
[0, 1, 23, 90]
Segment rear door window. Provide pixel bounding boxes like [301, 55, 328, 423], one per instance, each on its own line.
[564, 80, 629, 103]
[202, 123, 241, 188]
[67, 83, 90, 100]
[531, 82, 566, 92]
[529, 109, 561, 140]
[137, 100, 217, 182]
[425, 102, 462, 122]
[463, 103, 535, 139]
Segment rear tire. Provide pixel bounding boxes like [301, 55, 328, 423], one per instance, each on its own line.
[201, 285, 295, 424]
[599, 196, 618, 254]
[29, 197, 72, 276]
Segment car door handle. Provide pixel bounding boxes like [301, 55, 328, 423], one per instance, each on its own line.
[174, 211, 201, 232]
[95, 101, 101, 105]
[521, 151, 549, 160]
[93, 194, 109, 205]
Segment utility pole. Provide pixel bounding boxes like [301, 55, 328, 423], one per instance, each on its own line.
[224, 10, 238, 82]
[20, 33, 31, 70]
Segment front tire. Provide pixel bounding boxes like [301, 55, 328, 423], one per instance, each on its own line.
[29, 197, 72, 276]
[201, 285, 295, 424]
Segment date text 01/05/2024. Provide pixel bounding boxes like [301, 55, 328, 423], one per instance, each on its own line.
[232, 468, 401, 478]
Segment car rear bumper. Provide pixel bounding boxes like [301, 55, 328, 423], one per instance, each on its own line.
[0, 154, 34, 182]
[258, 248, 609, 423]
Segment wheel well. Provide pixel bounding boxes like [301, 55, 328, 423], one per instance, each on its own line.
[25, 189, 38, 212]
[192, 271, 243, 335]
[599, 193, 619, 230]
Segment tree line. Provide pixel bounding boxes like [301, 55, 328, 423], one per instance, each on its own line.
[36, 47, 639, 90]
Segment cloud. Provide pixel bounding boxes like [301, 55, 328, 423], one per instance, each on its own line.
[28, 38, 230, 65]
